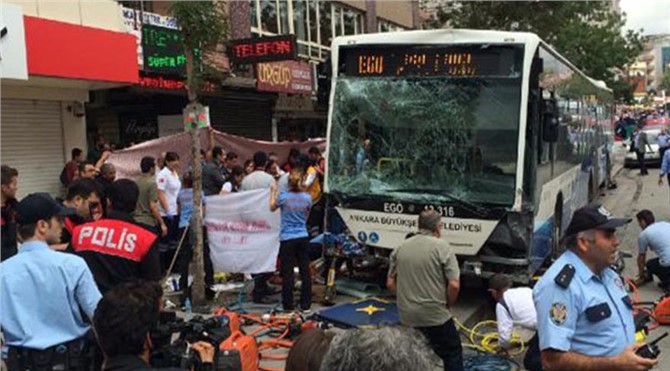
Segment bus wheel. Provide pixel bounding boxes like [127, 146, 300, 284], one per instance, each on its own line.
[552, 195, 563, 259]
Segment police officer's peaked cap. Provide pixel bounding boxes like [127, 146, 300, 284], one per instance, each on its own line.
[16, 193, 76, 225]
[564, 204, 631, 237]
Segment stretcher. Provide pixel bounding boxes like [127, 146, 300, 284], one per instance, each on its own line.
[314, 298, 400, 328]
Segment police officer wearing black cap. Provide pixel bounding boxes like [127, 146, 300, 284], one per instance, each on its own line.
[533, 204, 658, 371]
[0, 193, 102, 370]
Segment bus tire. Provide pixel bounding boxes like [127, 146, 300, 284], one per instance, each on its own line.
[552, 194, 564, 259]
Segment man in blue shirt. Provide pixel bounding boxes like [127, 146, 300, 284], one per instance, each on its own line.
[533, 204, 657, 370]
[0, 193, 101, 370]
[634, 209, 670, 290]
[660, 145, 670, 203]
[657, 127, 669, 162]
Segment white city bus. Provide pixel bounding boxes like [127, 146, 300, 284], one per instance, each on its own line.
[323, 29, 614, 282]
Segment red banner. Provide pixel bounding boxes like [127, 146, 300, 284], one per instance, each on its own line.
[108, 130, 325, 180]
[256, 60, 313, 95]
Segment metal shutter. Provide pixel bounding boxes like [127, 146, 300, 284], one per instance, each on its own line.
[1, 99, 65, 199]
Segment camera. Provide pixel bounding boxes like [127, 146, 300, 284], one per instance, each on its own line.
[150, 311, 232, 370]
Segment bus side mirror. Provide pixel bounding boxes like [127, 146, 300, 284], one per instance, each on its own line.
[542, 97, 559, 143]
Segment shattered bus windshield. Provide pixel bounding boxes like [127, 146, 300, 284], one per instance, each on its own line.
[327, 46, 524, 206]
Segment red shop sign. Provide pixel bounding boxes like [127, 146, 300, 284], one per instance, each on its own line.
[138, 74, 217, 93]
[228, 35, 297, 64]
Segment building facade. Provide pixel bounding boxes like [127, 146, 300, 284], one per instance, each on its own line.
[645, 34, 670, 90]
[1, 0, 138, 198]
[1, 0, 417, 199]
[88, 0, 418, 148]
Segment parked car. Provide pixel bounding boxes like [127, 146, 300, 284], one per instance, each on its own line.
[624, 127, 662, 167]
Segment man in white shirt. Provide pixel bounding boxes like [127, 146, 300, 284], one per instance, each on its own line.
[239, 151, 279, 304]
[488, 273, 541, 371]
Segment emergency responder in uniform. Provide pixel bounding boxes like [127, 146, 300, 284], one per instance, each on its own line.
[0, 193, 101, 370]
[70, 179, 161, 294]
[533, 204, 658, 370]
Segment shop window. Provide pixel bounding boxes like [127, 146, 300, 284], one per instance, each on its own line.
[260, 0, 278, 34]
[308, 0, 318, 44]
[319, 1, 333, 46]
[297, 42, 309, 58]
[378, 19, 406, 33]
[294, 0, 308, 42]
[250, 0, 258, 29]
[331, 6, 341, 36]
[356, 13, 365, 34]
[310, 45, 321, 59]
[278, 0, 290, 34]
[343, 9, 356, 35]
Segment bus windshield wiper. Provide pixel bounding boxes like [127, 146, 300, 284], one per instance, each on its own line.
[386, 188, 488, 217]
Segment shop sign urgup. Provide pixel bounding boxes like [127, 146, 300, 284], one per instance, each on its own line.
[256, 60, 312, 95]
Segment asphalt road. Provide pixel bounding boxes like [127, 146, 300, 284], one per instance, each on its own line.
[602, 165, 670, 370]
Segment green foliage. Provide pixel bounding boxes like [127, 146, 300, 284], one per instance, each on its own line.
[169, 1, 227, 52]
[607, 79, 636, 104]
[431, 1, 645, 101]
[660, 69, 670, 92]
[169, 1, 228, 94]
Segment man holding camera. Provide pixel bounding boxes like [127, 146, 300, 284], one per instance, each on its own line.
[93, 280, 214, 370]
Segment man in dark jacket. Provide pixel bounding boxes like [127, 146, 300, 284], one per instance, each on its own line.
[634, 127, 651, 176]
[60, 179, 102, 246]
[1, 165, 19, 261]
[202, 146, 225, 196]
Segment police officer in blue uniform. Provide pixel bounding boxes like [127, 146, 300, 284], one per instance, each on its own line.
[533, 204, 658, 370]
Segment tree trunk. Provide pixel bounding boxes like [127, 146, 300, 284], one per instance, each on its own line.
[185, 47, 206, 307]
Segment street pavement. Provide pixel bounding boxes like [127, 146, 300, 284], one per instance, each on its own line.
[602, 165, 670, 369]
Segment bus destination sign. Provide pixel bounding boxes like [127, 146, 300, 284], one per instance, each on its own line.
[342, 44, 522, 78]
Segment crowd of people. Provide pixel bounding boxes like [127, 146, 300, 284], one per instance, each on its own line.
[0, 129, 330, 370]
[3, 117, 670, 371]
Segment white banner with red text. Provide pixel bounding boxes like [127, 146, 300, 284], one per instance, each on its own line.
[204, 189, 280, 274]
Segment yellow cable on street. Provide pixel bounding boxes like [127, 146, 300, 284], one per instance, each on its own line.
[454, 317, 526, 356]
